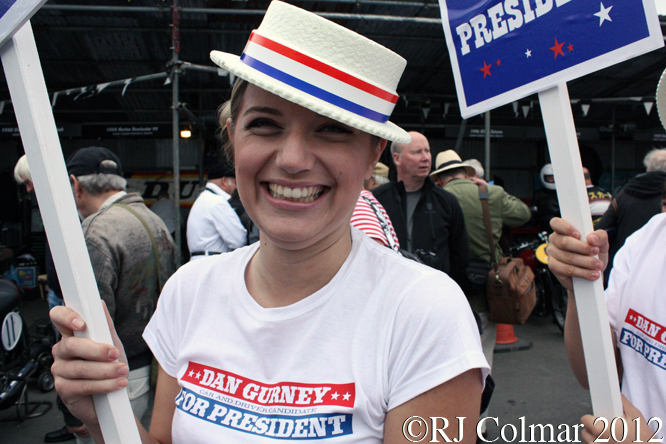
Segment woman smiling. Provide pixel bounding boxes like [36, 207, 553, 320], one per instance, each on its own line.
[49, 2, 488, 443]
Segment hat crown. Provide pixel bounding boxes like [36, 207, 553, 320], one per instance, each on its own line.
[66, 146, 123, 177]
[257, 1, 405, 94]
[435, 150, 463, 169]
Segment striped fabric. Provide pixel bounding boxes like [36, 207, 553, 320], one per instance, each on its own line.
[351, 190, 400, 249]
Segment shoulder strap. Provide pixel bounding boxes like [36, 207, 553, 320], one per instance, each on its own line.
[478, 185, 497, 268]
[112, 204, 164, 291]
[360, 194, 399, 252]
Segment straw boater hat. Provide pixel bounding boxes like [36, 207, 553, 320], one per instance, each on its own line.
[373, 162, 389, 178]
[210, 1, 410, 144]
[430, 150, 476, 179]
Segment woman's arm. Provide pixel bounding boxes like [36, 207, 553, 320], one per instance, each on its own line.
[143, 366, 180, 444]
[50, 305, 173, 444]
[384, 369, 483, 444]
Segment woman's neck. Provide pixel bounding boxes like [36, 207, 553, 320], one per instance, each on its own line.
[245, 227, 353, 308]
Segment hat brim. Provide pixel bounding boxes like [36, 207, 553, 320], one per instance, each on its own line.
[211, 50, 411, 144]
[657, 67, 666, 132]
[430, 163, 477, 179]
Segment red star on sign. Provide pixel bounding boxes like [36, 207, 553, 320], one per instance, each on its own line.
[550, 39, 565, 59]
[567, 43, 574, 52]
[480, 60, 492, 78]
[496, 59, 501, 66]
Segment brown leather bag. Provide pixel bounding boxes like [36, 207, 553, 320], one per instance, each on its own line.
[486, 256, 537, 324]
[478, 185, 537, 324]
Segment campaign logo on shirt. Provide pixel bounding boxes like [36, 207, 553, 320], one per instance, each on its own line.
[619, 309, 666, 371]
[176, 361, 355, 440]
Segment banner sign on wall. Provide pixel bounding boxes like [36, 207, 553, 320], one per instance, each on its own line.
[127, 171, 203, 207]
[83, 124, 172, 138]
[438, 0, 664, 118]
[1, 124, 82, 138]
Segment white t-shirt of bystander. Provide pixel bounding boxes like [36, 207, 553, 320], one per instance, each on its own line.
[606, 212, 666, 430]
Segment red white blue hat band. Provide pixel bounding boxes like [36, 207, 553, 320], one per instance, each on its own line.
[240, 32, 398, 124]
[209, 1, 410, 143]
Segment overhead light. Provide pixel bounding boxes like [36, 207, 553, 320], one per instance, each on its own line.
[180, 128, 192, 138]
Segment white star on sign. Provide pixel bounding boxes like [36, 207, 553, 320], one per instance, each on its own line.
[594, 2, 613, 26]
[331, 392, 339, 400]
[195, 372, 201, 379]
[525, 49, 532, 58]
[188, 370, 194, 377]
[343, 392, 351, 401]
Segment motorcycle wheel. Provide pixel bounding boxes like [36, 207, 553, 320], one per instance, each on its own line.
[546, 272, 568, 332]
[533, 269, 548, 317]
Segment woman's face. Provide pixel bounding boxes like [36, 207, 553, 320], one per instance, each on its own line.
[228, 84, 385, 251]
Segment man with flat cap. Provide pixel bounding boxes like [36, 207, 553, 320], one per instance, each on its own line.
[66, 146, 177, 440]
[186, 159, 247, 260]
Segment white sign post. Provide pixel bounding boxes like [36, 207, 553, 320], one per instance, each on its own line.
[538, 83, 623, 418]
[438, 0, 664, 418]
[0, 11, 141, 444]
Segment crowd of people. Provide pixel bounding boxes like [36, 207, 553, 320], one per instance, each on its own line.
[6, 2, 666, 443]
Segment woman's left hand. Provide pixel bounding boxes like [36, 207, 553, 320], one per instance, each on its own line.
[580, 395, 659, 444]
[547, 217, 608, 292]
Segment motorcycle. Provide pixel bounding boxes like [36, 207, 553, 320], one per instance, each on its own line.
[510, 232, 568, 332]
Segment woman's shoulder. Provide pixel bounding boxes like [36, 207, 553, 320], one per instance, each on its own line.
[354, 232, 465, 308]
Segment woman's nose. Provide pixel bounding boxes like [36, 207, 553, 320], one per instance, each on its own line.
[275, 134, 315, 175]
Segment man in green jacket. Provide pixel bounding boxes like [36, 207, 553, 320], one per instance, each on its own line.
[431, 150, 530, 422]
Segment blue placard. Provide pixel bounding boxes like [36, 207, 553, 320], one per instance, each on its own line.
[438, 0, 664, 118]
[0, 0, 18, 17]
[0, 0, 46, 49]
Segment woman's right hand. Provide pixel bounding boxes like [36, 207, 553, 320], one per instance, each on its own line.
[50, 303, 130, 430]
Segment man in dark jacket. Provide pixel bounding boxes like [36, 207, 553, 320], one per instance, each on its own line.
[372, 132, 470, 286]
[595, 148, 666, 286]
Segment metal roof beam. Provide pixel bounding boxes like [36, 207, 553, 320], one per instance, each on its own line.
[40, 4, 442, 24]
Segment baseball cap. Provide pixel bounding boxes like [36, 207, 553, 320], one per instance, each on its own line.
[66, 147, 123, 177]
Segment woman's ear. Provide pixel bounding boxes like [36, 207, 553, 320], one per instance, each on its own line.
[226, 118, 234, 144]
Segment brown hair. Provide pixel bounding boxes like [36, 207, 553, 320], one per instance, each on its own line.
[216, 78, 250, 162]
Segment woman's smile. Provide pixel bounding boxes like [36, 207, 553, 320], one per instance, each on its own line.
[266, 182, 325, 203]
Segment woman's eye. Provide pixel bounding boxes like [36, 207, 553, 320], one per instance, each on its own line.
[320, 124, 353, 134]
[245, 118, 280, 130]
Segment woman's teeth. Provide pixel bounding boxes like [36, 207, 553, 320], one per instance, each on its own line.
[268, 183, 324, 202]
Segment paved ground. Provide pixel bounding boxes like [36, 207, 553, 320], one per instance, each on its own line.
[1, 297, 592, 443]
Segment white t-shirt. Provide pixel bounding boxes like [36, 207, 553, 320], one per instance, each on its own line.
[144, 228, 488, 443]
[186, 183, 247, 258]
[606, 212, 666, 428]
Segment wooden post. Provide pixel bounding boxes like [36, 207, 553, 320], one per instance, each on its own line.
[0, 21, 141, 444]
[538, 83, 623, 419]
